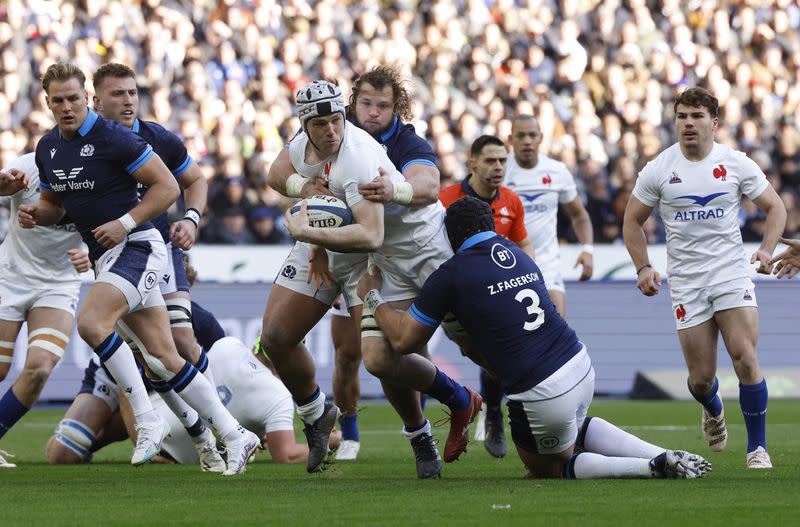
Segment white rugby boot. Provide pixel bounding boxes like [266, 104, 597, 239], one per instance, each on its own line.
[222, 427, 260, 476]
[0, 449, 16, 468]
[335, 440, 361, 461]
[194, 431, 226, 473]
[746, 446, 772, 469]
[702, 405, 727, 452]
[131, 415, 170, 466]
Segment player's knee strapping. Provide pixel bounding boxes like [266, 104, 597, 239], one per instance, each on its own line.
[53, 418, 96, 460]
[166, 297, 193, 329]
[28, 328, 70, 358]
[0, 341, 14, 364]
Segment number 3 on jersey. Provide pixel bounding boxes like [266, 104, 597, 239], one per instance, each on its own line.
[515, 288, 545, 331]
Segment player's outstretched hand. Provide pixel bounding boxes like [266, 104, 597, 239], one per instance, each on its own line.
[768, 237, 800, 279]
[66, 248, 92, 273]
[300, 176, 333, 198]
[307, 244, 335, 291]
[357, 265, 384, 299]
[575, 251, 593, 281]
[92, 219, 128, 248]
[17, 204, 38, 228]
[636, 266, 661, 296]
[170, 219, 197, 250]
[284, 200, 309, 241]
[0, 168, 30, 195]
[750, 248, 774, 275]
[358, 167, 395, 203]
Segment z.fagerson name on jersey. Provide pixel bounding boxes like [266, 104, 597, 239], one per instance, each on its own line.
[487, 271, 541, 295]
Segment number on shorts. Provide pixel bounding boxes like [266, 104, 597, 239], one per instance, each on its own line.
[514, 288, 545, 331]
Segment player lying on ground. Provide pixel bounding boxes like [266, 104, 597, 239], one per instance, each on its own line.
[357, 196, 711, 479]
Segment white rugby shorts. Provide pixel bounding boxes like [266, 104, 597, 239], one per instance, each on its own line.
[506, 346, 594, 455]
[0, 278, 80, 321]
[669, 277, 758, 330]
[94, 229, 167, 312]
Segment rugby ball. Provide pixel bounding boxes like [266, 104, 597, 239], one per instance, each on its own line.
[290, 194, 353, 228]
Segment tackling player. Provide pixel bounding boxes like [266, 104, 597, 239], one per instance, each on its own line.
[358, 196, 711, 480]
[623, 87, 785, 469]
[0, 155, 85, 469]
[439, 135, 534, 458]
[22, 63, 258, 474]
[264, 80, 479, 478]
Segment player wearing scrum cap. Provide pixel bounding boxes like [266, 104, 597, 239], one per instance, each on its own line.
[263, 80, 479, 478]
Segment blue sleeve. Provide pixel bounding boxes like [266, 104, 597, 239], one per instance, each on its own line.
[396, 132, 438, 175]
[161, 129, 191, 176]
[114, 126, 154, 174]
[408, 265, 453, 328]
[191, 302, 226, 350]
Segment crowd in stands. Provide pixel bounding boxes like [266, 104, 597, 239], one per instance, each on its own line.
[1, 0, 800, 246]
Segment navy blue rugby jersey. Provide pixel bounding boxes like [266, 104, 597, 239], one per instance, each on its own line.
[191, 301, 225, 351]
[132, 119, 192, 242]
[409, 232, 582, 395]
[348, 115, 438, 174]
[36, 109, 155, 261]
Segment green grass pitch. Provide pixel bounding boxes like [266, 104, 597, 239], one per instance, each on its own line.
[2, 399, 798, 526]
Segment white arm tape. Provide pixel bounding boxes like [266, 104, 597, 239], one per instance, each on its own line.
[580, 244, 594, 255]
[364, 289, 386, 314]
[118, 213, 137, 233]
[392, 181, 413, 205]
[285, 173, 310, 198]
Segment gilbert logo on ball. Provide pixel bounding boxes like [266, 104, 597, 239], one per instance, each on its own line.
[290, 194, 353, 228]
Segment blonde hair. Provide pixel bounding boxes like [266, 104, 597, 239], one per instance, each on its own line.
[42, 63, 86, 94]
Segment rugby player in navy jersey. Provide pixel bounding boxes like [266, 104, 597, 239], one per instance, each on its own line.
[88, 63, 227, 470]
[357, 197, 711, 480]
[20, 63, 258, 474]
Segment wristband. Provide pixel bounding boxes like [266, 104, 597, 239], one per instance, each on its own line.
[364, 289, 386, 314]
[636, 264, 652, 275]
[580, 244, 594, 255]
[286, 173, 310, 198]
[392, 181, 413, 205]
[183, 208, 200, 228]
[118, 213, 137, 233]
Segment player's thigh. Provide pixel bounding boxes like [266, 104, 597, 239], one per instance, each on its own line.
[716, 306, 759, 359]
[677, 318, 719, 381]
[77, 282, 130, 335]
[0, 318, 24, 377]
[262, 284, 330, 347]
[332, 311, 361, 362]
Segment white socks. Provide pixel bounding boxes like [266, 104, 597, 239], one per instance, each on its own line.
[100, 340, 154, 421]
[570, 452, 654, 479]
[296, 390, 326, 424]
[581, 417, 664, 459]
[174, 364, 239, 440]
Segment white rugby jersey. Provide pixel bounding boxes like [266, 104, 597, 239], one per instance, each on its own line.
[0, 153, 83, 286]
[288, 122, 444, 257]
[632, 142, 769, 290]
[504, 154, 578, 266]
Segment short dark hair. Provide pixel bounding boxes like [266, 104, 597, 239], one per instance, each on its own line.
[444, 196, 495, 250]
[674, 87, 719, 118]
[41, 63, 86, 93]
[349, 64, 414, 122]
[92, 63, 136, 91]
[469, 135, 506, 159]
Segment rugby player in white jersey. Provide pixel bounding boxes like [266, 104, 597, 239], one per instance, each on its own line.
[264, 80, 480, 478]
[623, 87, 786, 469]
[476, 115, 595, 455]
[0, 154, 85, 468]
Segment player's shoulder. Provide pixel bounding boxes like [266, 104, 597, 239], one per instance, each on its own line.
[137, 119, 178, 142]
[341, 122, 386, 159]
[7, 152, 38, 172]
[393, 121, 431, 149]
[538, 154, 569, 173]
[97, 115, 138, 140]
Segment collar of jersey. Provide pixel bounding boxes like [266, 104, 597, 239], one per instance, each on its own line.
[380, 116, 399, 142]
[131, 118, 141, 133]
[58, 108, 98, 139]
[458, 231, 496, 252]
[461, 176, 498, 203]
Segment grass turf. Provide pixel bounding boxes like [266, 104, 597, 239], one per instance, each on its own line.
[2, 399, 798, 526]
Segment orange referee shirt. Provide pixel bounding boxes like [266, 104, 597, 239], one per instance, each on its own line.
[439, 176, 528, 243]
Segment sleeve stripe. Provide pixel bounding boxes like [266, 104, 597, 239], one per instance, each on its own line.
[125, 145, 154, 174]
[172, 155, 191, 176]
[409, 304, 439, 328]
[39, 181, 53, 191]
[401, 159, 437, 173]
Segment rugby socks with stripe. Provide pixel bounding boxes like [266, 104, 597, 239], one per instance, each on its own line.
[193, 347, 215, 389]
[425, 368, 469, 412]
[296, 387, 325, 424]
[94, 333, 155, 422]
[688, 376, 723, 418]
[739, 378, 768, 453]
[149, 378, 209, 443]
[577, 416, 664, 459]
[0, 389, 28, 440]
[167, 361, 240, 442]
[339, 413, 359, 442]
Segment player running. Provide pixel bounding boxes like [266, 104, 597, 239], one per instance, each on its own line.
[623, 87, 785, 469]
[22, 63, 257, 474]
[358, 196, 711, 480]
[0, 154, 85, 469]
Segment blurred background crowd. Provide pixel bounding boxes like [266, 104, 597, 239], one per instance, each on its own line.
[1, 0, 799, 246]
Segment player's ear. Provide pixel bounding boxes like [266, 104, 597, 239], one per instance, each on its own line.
[93, 95, 102, 112]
